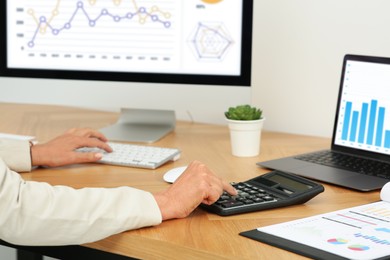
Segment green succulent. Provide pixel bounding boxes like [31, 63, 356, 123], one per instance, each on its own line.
[225, 105, 263, 120]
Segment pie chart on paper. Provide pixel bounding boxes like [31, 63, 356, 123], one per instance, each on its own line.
[348, 245, 370, 251]
[201, 0, 223, 4]
[327, 238, 348, 245]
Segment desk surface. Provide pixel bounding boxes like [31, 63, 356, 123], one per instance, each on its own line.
[0, 102, 380, 260]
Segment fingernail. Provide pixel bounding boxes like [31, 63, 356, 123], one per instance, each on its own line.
[95, 153, 103, 159]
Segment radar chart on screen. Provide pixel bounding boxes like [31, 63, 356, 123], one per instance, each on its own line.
[6, 0, 244, 76]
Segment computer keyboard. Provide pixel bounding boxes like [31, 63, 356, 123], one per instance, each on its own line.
[77, 142, 181, 169]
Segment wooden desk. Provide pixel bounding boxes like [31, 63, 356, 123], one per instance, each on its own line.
[0, 103, 380, 259]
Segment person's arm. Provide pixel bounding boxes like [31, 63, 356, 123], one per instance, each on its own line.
[0, 128, 113, 172]
[0, 158, 162, 246]
[0, 158, 236, 246]
[31, 128, 113, 168]
[0, 159, 236, 246]
[0, 139, 32, 172]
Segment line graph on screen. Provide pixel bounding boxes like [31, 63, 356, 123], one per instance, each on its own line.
[7, 0, 245, 77]
[12, 0, 177, 70]
[27, 0, 172, 48]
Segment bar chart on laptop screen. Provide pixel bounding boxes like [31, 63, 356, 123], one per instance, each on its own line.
[335, 61, 390, 154]
[6, 0, 243, 75]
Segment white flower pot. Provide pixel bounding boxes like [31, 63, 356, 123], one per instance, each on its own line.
[226, 118, 265, 157]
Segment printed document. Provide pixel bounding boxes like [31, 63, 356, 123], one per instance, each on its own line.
[257, 182, 390, 260]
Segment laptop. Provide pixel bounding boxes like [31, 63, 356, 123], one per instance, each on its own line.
[258, 54, 390, 191]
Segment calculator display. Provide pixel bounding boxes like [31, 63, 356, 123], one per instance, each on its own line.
[267, 174, 313, 192]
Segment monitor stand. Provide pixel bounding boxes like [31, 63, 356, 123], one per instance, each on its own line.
[100, 108, 176, 143]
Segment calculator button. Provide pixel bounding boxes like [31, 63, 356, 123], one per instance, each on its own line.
[220, 195, 230, 200]
[263, 196, 275, 201]
[216, 200, 229, 206]
[221, 201, 244, 208]
[253, 198, 264, 203]
[240, 192, 250, 197]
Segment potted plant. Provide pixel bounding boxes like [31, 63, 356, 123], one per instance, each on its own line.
[225, 104, 263, 121]
[225, 105, 265, 157]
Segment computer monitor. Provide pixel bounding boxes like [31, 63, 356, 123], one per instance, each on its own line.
[0, 0, 253, 142]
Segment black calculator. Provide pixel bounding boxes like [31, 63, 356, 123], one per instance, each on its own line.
[201, 170, 324, 216]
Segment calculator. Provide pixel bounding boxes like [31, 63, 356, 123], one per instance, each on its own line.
[201, 170, 324, 216]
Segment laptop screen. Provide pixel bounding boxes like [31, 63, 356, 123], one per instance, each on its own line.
[333, 55, 390, 157]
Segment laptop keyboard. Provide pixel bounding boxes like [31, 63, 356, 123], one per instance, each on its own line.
[295, 150, 390, 179]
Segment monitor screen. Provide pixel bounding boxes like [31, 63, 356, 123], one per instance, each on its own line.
[1, 0, 253, 86]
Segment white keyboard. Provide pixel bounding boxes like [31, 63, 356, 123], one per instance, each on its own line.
[77, 142, 181, 169]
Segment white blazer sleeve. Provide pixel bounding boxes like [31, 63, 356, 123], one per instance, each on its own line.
[0, 159, 162, 246]
[0, 139, 32, 172]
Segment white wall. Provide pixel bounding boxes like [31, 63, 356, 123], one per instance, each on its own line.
[251, 0, 390, 137]
[2, 0, 390, 139]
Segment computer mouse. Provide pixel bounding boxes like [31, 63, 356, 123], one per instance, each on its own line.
[163, 166, 188, 183]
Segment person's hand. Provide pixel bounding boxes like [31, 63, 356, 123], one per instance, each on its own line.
[31, 128, 113, 167]
[153, 161, 237, 220]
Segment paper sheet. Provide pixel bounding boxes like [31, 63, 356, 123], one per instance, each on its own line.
[258, 190, 390, 260]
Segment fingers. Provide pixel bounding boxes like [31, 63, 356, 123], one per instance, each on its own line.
[63, 128, 112, 153]
[56, 151, 104, 167]
[73, 136, 113, 153]
[201, 178, 237, 205]
[190, 160, 236, 194]
[87, 130, 109, 142]
[180, 161, 236, 204]
[71, 151, 104, 164]
[222, 179, 237, 196]
[65, 128, 109, 142]
[154, 161, 237, 220]
[201, 184, 224, 205]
